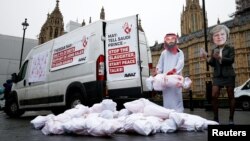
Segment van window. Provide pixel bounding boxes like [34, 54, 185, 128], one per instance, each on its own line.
[18, 61, 29, 82]
[242, 80, 250, 90]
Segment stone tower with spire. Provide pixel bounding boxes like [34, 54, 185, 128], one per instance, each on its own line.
[100, 6, 105, 20]
[38, 0, 64, 45]
[138, 19, 144, 32]
[180, 0, 206, 36]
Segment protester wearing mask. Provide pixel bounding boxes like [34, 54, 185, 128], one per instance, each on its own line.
[201, 24, 235, 125]
[154, 33, 185, 112]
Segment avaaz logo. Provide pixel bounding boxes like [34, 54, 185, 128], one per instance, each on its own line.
[124, 72, 136, 77]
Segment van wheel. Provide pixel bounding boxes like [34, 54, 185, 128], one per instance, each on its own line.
[67, 92, 84, 109]
[241, 99, 250, 111]
[4, 99, 25, 118]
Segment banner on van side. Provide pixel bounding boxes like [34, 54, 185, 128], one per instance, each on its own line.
[105, 15, 139, 81]
[50, 28, 91, 71]
[28, 50, 49, 82]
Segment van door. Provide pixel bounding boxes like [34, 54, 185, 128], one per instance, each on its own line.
[138, 31, 152, 92]
[105, 15, 143, 97]
[25, 50, 50, 108]
[15, 60, 29, 108]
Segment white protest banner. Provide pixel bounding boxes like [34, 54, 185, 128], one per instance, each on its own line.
[29, 50, 49, 82]
[106, 15, 139, 81]
[50, 28, 90, 71]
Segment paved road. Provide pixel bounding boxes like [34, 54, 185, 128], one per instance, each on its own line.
[0, 108, 249, 141]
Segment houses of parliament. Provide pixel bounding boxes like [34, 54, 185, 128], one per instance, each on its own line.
[38, 0, 250, 99]
[151, 0, 250, 99]
[37, 0, 144, 45]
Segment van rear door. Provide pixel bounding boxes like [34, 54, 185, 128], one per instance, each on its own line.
[138, 31, 152, 92]
[105, 15, 142, 98]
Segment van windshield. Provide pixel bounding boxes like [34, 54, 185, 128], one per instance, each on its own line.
[242, 81, 250, 90]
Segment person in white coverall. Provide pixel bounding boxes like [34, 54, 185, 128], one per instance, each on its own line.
[155, 33, 184, 112]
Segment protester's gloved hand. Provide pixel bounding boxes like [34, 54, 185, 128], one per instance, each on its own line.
[166, 68, 176, 75]
[152, 69, 158, 77]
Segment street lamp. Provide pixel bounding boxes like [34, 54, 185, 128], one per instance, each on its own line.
[19, 18, 29, 69]
[202, 0, 208, 65]
[202, 0, 212, 110]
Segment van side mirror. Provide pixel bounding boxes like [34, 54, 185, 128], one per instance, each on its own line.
[11, 73, 18, 83]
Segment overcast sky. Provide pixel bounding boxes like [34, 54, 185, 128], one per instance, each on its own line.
[0, 0, 236, 46]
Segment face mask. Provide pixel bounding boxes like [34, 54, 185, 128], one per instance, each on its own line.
[164, 33, 177, 50]
[164, 41, 177, 49]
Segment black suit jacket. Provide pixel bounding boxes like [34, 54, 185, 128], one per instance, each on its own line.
[208, 45, 236, 77]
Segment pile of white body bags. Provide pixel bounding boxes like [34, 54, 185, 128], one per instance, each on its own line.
[31, 98, 218, 136]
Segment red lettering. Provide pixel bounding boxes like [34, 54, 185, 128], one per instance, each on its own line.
[109, 67, 124, 74]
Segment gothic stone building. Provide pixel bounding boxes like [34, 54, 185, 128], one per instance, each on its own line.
[151, 0, 250, 99]
[38, 0, 64, 45]
[38, 0, 107, 45]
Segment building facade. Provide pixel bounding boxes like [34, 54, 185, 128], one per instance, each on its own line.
[38, 0, 64, 45]
[37, 0, 145, 45]
[151, 0, 250, 99]
[181, 0, 206, 36]
[0, 34, 38, 86]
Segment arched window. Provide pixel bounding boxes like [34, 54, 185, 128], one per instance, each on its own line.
[55, 28, 58, 38]
[50, 27, 53, 37]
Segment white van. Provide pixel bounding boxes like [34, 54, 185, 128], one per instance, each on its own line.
[4, 15, 153, 117]
[234, 78, 250, 110]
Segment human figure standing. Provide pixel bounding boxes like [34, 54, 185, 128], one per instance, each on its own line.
[155, 33, 184, 113]
[201, 24, 235, 125]
[3, 79, 13, 99]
